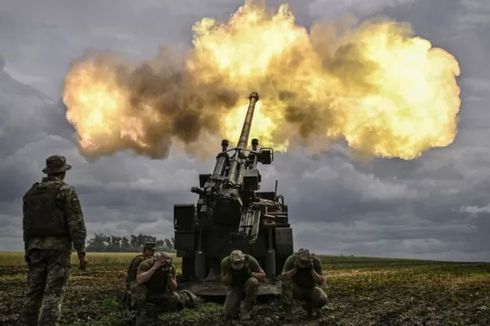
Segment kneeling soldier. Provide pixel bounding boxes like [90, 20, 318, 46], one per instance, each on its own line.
[221, 250, 266, 320]
[133, 252, 183, 324]
[280, 248, 327, 317]
[123, 241, 156, 308]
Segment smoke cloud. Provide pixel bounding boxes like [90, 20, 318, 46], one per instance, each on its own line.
[63, 1, 460, 160]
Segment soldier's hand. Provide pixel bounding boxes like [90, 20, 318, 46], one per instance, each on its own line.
[294, 259, 304, 269]
[79, 256, 88, 271]
[295, 259, 313, 270]
[152, 257, 170, 270]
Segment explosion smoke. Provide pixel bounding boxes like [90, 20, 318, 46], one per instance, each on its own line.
[63, 1, 460, 160]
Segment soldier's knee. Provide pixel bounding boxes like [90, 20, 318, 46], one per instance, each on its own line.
[281, 279, 291, 288]
[130, 284, 147, 309]
[246, 277, 259, 288]
[315, 296, 327, 308]
[313, 288, 328, 308]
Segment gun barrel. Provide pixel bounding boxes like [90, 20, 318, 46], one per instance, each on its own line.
[237, 92, 259, 148]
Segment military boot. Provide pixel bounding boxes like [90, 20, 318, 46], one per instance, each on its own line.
[284, 302, 303, 321]
[240, 299, 254, 320]
[302, 303, 313, 318]
[240, 308, 251, 320]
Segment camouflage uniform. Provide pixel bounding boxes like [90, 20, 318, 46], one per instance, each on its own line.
[221, 251, 263, 320]
[133, 256, 184, 324]
[281, 250, 327, 313]
[124, 242, 155, 308]
[20, 155, 87, 326]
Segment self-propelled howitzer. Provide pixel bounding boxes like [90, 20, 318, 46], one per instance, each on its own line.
[174, 92, 293, 295]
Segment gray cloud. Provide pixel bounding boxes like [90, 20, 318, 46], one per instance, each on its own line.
[0, 0, 489, 261]
[458, 0, 490, 29]
[307, 0, 422, 19]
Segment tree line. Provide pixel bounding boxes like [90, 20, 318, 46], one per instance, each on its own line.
[86, 233, 175, 252]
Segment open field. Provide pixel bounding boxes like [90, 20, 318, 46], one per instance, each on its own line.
[1, 252, 489, 325]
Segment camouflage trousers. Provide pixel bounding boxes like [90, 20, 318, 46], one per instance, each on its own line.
[20, 249, 71, 326]
[281, 281, 328, 310]
[134, 291, 185, 326]
[223, 277, 259, 320]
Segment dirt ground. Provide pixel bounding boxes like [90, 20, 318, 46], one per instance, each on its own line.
[1, 253, 489, 325]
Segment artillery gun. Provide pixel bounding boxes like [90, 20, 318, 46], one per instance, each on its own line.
[174, 92, 293, 295]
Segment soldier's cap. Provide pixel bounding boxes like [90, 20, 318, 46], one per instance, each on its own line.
[297, 248, 311, 264]
[229, 250, 245, 266]
[42, 155, 71, 175]
[143, 242, 156, 250]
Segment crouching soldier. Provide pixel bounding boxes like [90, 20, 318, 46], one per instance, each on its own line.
[133, 252, 198, 324]
[123, 242, 156, 308]
[221, 250, 266, 320]
[280, 248, 327, 317]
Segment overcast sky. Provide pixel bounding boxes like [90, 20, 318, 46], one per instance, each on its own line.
[1, 0, 489, 261]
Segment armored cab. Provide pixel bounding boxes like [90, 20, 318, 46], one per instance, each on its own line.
[174, 92, 293, 295]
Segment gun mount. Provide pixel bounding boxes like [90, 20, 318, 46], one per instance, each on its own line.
[174, 92, 294, 295]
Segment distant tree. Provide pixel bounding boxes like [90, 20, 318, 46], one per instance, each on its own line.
[156, 239, 164, 250]
[87, 233, 108, 252]
[86, 233, 175, 252]
[136, 234, 144, 248]
[164, 238, 173, 250]
[109, 236, 121, 251]
[121, 237, 130, 250]
[130, 235, 137, 248]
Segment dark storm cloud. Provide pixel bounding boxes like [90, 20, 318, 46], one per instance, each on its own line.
[274, 138, 490, 260]
[0, 0, 244, 97]
[0, 0, 489, 260]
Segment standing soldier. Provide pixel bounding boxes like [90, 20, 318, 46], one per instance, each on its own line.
[123, 241, 156, 308]
[221, 250, 266, 320]
[20, 155, 87, 325]
[280, 248, 327, 318]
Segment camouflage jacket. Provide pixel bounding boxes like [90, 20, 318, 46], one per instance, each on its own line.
[23, 177, 87, 254]
[282, 253, 323, 289]
[221, 254, 262, 288]
[137, 257, 177, 300]
[126, 255, 147, 288]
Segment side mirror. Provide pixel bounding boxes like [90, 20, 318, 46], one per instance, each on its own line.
[258, 148, 273, 164]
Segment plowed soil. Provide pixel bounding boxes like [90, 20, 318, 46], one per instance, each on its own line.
[1, 253, 489, 325]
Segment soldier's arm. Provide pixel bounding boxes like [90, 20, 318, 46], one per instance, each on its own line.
[248, 256, 266, 281]
[22, 229, 28, 253]
[280, 255, 297, 281]
[61, 186, 87, 256]
[136, 257, 167, 285]
[167, 265, 178, 292]
[22, 231, 29, 262]
[136, 260, 157, 285]
[311, 258, 325, 285]
[22, 190, 34, 254]
[126, 256, 142, 284]
[221, 258, 232, 285]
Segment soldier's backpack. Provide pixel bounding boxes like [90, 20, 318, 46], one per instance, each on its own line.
[178, 289, 200, 308]
[23, 181, 69, 239]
